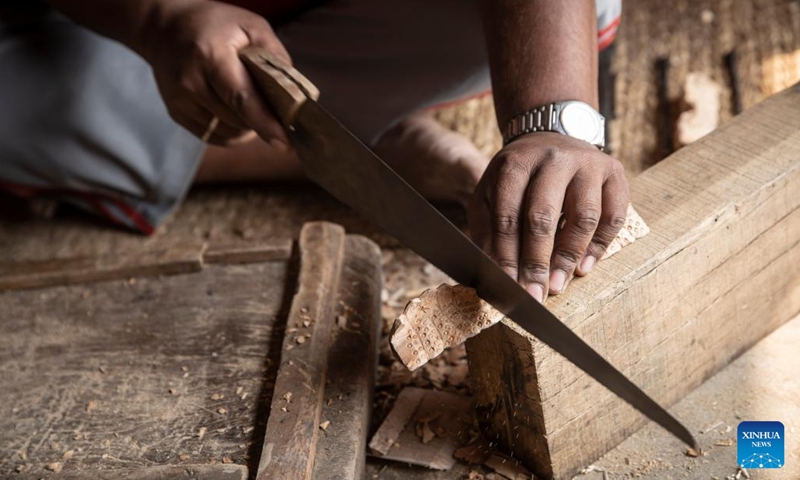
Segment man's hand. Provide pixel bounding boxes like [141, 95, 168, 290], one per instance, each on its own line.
[468, 133, 629, 302]
[140, 0, 289, 147]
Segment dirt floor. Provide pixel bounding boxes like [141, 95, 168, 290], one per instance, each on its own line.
[1, 0, 799, 479]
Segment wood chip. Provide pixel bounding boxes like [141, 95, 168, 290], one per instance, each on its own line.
[714, 438, 734, 447]
[685, 447, 704, 457]
[85, 401, 97, 413]
[453, 442, 491, 465]
[198, 427, 207, 439]
[222, 457, 234, 464]
[296, 335, 307, 345]
[283, 392, 293, 403]
[420, 421, 436, 444]
[45, 462, 63, 473]
[484, 454, 533, 480]
[319, 420, 331, 431]
[217, 407, 228, 415]
[211, 393, 224, 400]
[62, 450, 74, 461]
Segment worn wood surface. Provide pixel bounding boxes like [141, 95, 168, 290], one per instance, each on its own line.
[0, 243, 205, 291]
[311, 235, 382, 480]
[256, 222, 345, 480]
[15, 464, 248, 480]
[466, 84, 800, 479]
[0, 184, 406, 269]
[0, 261, 292, 477]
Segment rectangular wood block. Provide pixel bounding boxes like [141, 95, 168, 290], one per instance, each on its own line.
[465, 84, 800, 479]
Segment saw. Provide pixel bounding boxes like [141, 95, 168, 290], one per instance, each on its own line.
[239, 47, 697, 449]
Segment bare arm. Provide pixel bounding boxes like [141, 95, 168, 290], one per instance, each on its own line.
[478, 0, 598, 124]
[470, 0, 629, 302]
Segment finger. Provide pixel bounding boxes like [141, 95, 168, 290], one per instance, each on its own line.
[206, 128, 258, 147]
[243, 19, 292, 65]
[518, 164, 573, 302]
[467, 188, 492, 253]
[576, 169, 629, 276]
[549, 170, 602, 294]
[205, 50, 289, 147]
[174, 65, 249, 130]
[489, 159, 532, 281]
[169, 100, 254, 145]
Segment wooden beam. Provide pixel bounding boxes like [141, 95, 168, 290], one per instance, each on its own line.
[257, 222, 345, 480]
[311, 234, 382, 480]
[465, 84, 800, 479]
[257, 223, 382, 480]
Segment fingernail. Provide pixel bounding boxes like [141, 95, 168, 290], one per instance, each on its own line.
[527, 284, 544, 303]
[580, 255, 596, 275]
[549, 270, 567, 294]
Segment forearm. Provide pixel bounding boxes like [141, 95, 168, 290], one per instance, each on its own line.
[478, 0, 598, 127]
[44, 0, 174, 56]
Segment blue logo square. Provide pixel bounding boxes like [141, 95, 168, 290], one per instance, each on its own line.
[738, 421, 784, 469]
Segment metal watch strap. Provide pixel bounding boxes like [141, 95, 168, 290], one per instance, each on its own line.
[503, 103, 558, 146]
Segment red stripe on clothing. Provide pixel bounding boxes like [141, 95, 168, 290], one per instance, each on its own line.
[598, 16, 621, 38]
[111, 198, 155, 235]
[0, 180, 155, 235]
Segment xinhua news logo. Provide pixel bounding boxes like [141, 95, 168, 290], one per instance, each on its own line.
[737, 421, 784, 469]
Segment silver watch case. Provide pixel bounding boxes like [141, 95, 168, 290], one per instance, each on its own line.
[554, 101, 605, 149]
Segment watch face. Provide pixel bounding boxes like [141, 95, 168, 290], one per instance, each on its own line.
[559, 102, 604, 145]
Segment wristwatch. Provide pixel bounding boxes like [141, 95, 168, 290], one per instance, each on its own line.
[502, 100, 605, 150]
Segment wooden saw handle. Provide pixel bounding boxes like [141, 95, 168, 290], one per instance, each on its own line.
[239, 47, 320, 128]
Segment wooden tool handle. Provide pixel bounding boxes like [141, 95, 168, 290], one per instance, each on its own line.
[239, 47, 320, 128]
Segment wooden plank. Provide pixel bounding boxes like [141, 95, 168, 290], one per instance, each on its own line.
[465, 84, 800, 479]
[368, 387, 474, 471]
[257, 222, 346, 480]
[203, 241, 293, 265]
[15, 465, 248, 480]
[311, 235, 382, 480]
[0, 262, 291, 476]
[0, 242, 205, 291]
